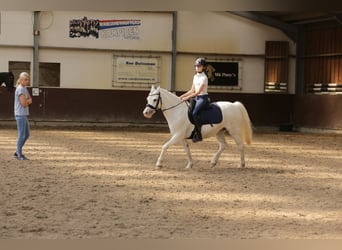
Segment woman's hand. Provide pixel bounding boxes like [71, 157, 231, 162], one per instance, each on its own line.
[27, 97, 32, 105]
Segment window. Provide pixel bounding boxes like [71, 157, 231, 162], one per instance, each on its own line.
[8, 61, 31, 84]
[9, 61, 60, 87]
[264, 41, 289, 93]
[304, 28, 342, 94]
[39, 62, 60, 87]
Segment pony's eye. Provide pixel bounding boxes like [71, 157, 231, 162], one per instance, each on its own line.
[153, 99, 157, 102]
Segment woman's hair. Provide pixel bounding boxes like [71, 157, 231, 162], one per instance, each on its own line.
[16, 72, 30, 87]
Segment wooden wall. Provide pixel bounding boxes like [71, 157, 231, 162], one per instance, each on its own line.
[0, 88, 294, 128]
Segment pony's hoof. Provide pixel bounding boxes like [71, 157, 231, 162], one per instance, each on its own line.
[210, 162, 217, 168]
[185, 163, 193, 169]
[240, 163, 246, 168]
[155, 165, 163, 170]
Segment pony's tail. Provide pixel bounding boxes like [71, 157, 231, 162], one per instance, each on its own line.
[236, 102, 253, 145]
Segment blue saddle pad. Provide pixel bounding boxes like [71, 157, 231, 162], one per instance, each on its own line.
[188, 103, 223, 125]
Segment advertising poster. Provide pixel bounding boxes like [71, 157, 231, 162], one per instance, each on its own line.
[69, 16, 141, 40]
[113, 56, 159, 86]
[206, 60, 239, 86]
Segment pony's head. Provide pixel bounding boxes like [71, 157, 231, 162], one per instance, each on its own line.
[0, 72, 15, 93]
[143, 85, 161, 119]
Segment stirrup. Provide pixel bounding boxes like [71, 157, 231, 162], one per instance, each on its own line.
[192, 131, 202, 143]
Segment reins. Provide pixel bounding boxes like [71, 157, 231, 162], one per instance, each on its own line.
[161, 100, 186, 112]
[146, 92, 186, 112]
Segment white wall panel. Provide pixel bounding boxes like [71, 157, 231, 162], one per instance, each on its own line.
[0, 48, 33, 73]
[0, 11, 33, 46]
[0, 11, 296, 93]
[177, 11, 295, 55]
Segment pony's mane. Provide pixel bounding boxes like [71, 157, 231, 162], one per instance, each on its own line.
[158, 88, 184, 106]
[159, 87, 179, 99]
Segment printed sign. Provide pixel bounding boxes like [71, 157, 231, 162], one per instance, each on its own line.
[206, 61, 239, 86]
[113, 56, 159, 84]
[69, 17, 99, 38]
[99, 19, 141, 40]
[69, 16, 141, 40]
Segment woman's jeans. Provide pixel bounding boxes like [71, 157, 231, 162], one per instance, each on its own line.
[15, 115, 30, 156]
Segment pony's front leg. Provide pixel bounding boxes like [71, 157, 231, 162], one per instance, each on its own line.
[239, 145, 246, 168]
[155, 134, 182, 169]
[182, 139, 193, 169]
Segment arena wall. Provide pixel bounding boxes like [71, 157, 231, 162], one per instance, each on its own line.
[1, 11, 340, 130]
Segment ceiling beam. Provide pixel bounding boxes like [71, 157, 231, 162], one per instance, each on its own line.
[228, 11, 299, 42]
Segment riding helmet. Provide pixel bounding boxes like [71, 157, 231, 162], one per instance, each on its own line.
[194, 58, 207, 66]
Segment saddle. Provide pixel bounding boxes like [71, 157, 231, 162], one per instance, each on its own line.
[187, 98, 223, 126]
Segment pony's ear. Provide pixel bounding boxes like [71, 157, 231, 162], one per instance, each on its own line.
[152, 85, 159, 90]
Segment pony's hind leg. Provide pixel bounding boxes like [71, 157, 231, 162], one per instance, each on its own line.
[210, 129, 227, 168]
[229, 131, 246, 168]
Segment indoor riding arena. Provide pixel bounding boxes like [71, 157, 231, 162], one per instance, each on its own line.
[1, 8, 342, 240]
[0, 126, 342, 239]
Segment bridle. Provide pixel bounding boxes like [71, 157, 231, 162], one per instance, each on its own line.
[145, 93, 161, 111]
[146, 92, 186, 112]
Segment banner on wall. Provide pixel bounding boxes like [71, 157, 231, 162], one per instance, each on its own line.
[113, 56, 160, 87]
[99, 19, 141, 40]
[206, 60, 240, 87]
[69, 16, 141, 40]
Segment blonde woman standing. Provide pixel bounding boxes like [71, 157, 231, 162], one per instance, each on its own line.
[14, 72, 32, 160]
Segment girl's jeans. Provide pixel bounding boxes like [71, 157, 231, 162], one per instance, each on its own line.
[15, 115, 30, 157]
[192, 95, 209, 124]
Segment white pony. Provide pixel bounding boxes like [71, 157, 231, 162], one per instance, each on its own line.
[143, 86, 253, 169]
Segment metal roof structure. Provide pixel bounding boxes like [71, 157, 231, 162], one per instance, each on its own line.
[228, 11, 342, 42]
